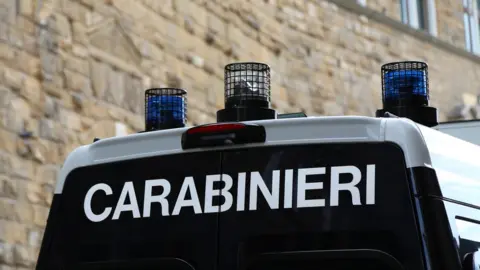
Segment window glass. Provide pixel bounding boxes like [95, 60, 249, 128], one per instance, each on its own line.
[417, 0, 426, 29]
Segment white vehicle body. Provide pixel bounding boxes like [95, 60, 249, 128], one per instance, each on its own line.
[37, 116, 480, 270]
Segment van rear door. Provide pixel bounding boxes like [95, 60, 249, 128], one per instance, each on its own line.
[36, 151, 222, 270]
[217, 142, 425, 270]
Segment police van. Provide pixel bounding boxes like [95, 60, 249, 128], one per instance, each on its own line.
[35, 62, 480, 270]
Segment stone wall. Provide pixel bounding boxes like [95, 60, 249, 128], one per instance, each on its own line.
[1, 0, 480, 268]
[365, 0, 466, 48]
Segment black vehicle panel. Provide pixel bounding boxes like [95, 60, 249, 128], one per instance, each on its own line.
[35, 151, 222, 270]
[218, 142, 424, 270]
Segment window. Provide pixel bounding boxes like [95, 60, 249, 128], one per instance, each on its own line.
[464, 0, 480, 55]
[400, 0, 438, 36]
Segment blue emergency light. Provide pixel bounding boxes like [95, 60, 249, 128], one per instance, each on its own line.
[384, 69, 428, 101]
[145, 88, 187, 131]
[376, 61, 438, 127]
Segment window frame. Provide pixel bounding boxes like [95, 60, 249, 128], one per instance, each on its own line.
[400, 0, 438, 36]
[464, 0, 480, 55]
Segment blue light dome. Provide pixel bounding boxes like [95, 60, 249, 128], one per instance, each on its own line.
[145, 88, 187, 131]
[383, 69, 427, 100]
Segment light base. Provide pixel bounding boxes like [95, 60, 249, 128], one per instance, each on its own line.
[376, 106, 438, 127]
[217, 107, 277, 123]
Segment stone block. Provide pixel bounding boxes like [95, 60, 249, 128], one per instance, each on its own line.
[3, 68, 26, 90]
[17, 52, 41, 79]
[40, 50, 62, 79]
[62, 54, 89, 76]
[36, 165, 58, 189]
[0, 24, 8, 47]
[41, 79, 64, 99]
[84, 99, 110, 120]
[61, 0, 89, 24]
[0, 151, 12, 176]
[8, 28, 24, 49]
[129, 34, 165, 62]
[54, 13, 72, 42]
[22, 77, 45, 115]
[205, 0, 228, 20]
[89, 59, 110, 99]
[19, 0, 34, 18]
[85, 11, 104, 28]
[0, 43, 15, 61]
[32, 205, 48, 227]
[141, 0, 175, 19]
[123, 75, 143, 114]
[58, 108, 83, 131]
[106, 69, 126, 106]
[13, 244, 32, 267]
[44, 95, 59, 119]
[2, 96, 31, 134]
[0, 130, 16, 155]
[34, 139, 61, 164]
[39, 118, 66, 143]
[0, 220, 28, 245]
[0, 242, 15, 265]
[111, 0, 149, 20]
[125, 113, 144, 132]
[0, 178, 15, 204]
[174, 0, 207, 28]
[10, 155, 34, 180]
[187, 108, 210, 126]
[71, 44, 88, 58]
[28, 229, 43, 248]
[26, 181, 50, 206]
[64, 69, 92, 95]
[84, 120, 116, 140]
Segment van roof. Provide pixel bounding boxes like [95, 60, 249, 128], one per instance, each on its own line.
[56, 116, 434, 194]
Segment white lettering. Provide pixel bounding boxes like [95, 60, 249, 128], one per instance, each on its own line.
[84, 183, 113, 222]
[143, 179, 171, 217]
[204, 174, 234, 213]
[330, 166, 362, 206]
[297, 167, 326, 208]
[172, 177, 202, 215]
[249, 171, 280, 210]
[284, 169, 294, 208]
[366, 164, 376, 205]
[83, 165, 378, 222]
[237, 172, 247, 211]
[112, 181, 141, 220]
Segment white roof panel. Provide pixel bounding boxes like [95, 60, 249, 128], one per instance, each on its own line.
[55, 116, 432, 194]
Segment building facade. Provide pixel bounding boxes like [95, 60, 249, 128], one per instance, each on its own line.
[0, 0, 480, 267]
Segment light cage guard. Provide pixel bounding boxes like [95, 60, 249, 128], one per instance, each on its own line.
[224, 62, 271, 109]
[381, 61, 429, 108]
[145, 88, 187, 131]
[376, 61, 438, 127]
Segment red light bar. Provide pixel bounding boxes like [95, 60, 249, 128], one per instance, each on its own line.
[186, 123, 246, 135]
[182, 122, 266, 149]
